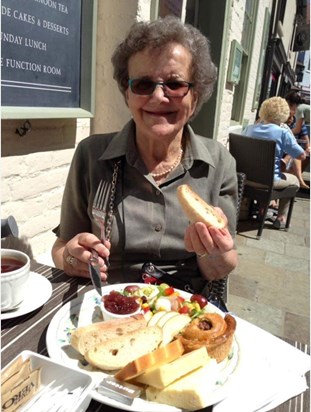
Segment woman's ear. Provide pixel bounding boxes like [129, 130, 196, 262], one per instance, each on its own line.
[125, 88, 130, 104]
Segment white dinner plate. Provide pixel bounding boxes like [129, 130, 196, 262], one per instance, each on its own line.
[46, 283, 240, 411]
[1, 272, 52, 320]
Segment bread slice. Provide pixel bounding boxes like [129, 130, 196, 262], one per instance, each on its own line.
[134, 347, 210, 388]
[145, 359, 218, 410]
[177, 184, 225, 229]
[115, 339, 184, 381]
[70, 314, 147, 355]
[84, 326, 162, 371]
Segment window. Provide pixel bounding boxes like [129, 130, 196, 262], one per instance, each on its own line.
[252, 8, 271, 109]
[231, 0, 258, 122]
[151, 0, 186, 20]
[279, 0, 287, 24]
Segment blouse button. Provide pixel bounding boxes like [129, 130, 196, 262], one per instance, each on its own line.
[155, 223, 162, 232]
[155, 189, 161, 196]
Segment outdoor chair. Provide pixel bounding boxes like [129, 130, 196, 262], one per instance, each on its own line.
[228, 133, 298, 239]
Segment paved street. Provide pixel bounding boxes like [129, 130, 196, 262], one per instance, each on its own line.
[228, 186, 310, 344]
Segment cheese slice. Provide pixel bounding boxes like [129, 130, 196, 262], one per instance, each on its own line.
[135, 347, 210, 388]
[115, 339, 184, 381]
[145, 359, 218, 411]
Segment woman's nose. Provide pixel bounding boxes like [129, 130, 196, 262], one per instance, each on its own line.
[150, 84, 169, 100]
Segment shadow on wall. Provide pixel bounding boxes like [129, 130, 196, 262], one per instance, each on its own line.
[1, 119, 77, 157]
[1, 236, 34, 259]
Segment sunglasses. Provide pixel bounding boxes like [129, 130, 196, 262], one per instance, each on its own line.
[128, 78, 193, 97]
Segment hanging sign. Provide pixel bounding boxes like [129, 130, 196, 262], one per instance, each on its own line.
[1, 0, 82, 108]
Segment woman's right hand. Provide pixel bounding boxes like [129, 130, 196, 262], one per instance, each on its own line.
[52, 233, 110, 280]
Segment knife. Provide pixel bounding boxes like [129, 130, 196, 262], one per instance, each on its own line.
[88, 249, 102, 296]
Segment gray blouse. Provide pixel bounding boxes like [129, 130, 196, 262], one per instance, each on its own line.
[55, 120, 238, 288]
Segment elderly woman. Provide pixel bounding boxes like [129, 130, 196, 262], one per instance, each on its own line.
[52, 16, 238, 294]
[243, 96, 306, 229]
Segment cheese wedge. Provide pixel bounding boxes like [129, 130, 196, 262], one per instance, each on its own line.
[145, 359, 218, 411]
[134, 347, 210, 388]
[115, 339, 184, 381]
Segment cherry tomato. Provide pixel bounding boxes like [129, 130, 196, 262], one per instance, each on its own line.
[179, 305, 190, 314]
[190, 294, 208, 309]
[163, 287, 175, 296]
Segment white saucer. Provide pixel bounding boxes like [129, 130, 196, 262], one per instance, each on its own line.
[1, 272, 52, 320]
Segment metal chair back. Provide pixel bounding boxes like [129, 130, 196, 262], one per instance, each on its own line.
[229, 133, 298, 239]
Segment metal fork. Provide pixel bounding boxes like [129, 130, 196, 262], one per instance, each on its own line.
[92, 180, 112, 267]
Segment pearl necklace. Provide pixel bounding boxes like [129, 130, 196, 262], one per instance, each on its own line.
[151, 148, 183, 178]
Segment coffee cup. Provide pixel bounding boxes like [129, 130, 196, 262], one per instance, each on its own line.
[1, 249, 30, 311]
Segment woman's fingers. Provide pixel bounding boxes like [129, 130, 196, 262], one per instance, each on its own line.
[185, 222, 234, 255]
[64, 232, 110, 279]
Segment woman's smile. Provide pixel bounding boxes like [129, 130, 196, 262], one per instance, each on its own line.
[143, 108, 176, 118]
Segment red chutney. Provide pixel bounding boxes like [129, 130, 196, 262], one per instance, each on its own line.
[102, 290, 140, 314]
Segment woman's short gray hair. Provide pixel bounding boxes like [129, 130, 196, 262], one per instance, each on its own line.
[111, 16, 217, 119]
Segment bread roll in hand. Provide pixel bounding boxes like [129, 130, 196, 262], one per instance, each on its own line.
[177, 184, 226, 229]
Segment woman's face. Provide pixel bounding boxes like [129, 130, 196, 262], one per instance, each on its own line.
[126, 43, 198, 143]
[289, 103, 297, 118]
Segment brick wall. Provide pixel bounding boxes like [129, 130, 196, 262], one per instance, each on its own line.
[1, 119, 90, 258]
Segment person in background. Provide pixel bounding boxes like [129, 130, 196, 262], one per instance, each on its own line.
[287, 92, 310, 136]
[296, 101, 310, 135]
[243, 96, 307, 229]
[51, 16, 238, 295]
[284, 92, 310, 189]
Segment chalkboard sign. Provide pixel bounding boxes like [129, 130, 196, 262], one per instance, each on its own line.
[1, 0, 95, 115]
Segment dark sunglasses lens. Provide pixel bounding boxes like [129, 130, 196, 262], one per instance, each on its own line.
[165, 81, 190, 96]
[165, 81, 186, 91]
[131, 79, 155, 95]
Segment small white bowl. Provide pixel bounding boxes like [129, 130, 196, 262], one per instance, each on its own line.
[101, 292, 142, 321]
[1, 249, 30, 311]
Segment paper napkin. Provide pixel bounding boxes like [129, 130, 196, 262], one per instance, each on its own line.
[213, 317, 310, 412]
